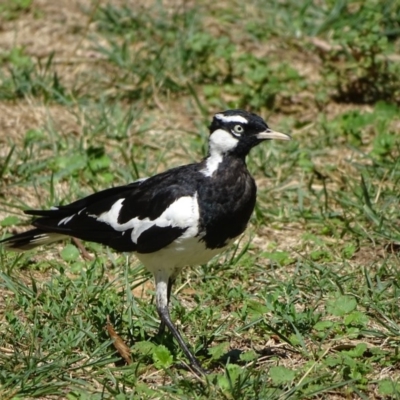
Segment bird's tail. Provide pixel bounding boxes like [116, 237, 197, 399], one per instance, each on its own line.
[0, 228, 66, 251]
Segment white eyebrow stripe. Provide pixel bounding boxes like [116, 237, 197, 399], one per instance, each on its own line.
[215, 114, 248, 124]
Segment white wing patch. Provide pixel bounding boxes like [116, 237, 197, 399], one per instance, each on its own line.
[58, 214, 75, 226]
[93, 194, 200, 244]
[135, 177, 148, 184]
[215, 114, 248, 124]
[95, 199, 125, 225]
[31, 233, 65, 247]
[4, 232, 67, 251]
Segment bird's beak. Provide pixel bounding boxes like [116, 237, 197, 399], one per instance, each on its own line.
[256, 129, 291, 141]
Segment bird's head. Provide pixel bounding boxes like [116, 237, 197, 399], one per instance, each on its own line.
[208, 109, 291, 158]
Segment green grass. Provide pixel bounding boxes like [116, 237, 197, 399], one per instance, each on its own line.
[1, 0, 400, 398]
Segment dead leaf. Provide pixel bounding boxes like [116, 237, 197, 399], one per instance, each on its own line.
[106, 316, 132, 365]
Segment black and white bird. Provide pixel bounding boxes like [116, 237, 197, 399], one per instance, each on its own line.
[0, 110, 290, 374]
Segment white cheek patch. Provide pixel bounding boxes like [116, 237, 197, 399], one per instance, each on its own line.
[215, 114, 248, 124]
[208, 129, 239, 154]
[201, 129, 238, 177]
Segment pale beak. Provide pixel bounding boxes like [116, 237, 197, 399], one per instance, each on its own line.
[256, 129, 291, 141]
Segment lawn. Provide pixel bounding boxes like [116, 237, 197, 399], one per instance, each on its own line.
[0, 0, 399, 398]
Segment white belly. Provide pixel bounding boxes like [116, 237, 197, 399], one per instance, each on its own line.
[135, 236, 230, 278]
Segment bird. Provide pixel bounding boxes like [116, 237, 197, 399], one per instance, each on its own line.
[0, 109, 291, 375]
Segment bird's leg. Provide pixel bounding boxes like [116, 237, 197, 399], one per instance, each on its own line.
[157, 276, 174, 335]
[155, 272, 205, 375]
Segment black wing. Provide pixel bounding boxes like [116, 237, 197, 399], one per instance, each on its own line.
[3, 165, 201, 253]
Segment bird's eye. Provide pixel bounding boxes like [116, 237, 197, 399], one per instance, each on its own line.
[233, 125, 244, 134]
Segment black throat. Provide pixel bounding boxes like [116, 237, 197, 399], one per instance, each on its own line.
[197, 155, 257, 249]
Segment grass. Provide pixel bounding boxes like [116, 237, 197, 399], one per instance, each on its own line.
[0, 0, 400, 398]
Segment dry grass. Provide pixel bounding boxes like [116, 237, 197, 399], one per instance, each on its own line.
[0, 0, 399, 398]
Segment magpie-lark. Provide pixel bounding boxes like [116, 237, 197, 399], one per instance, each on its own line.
[0, 109, 290, 375]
